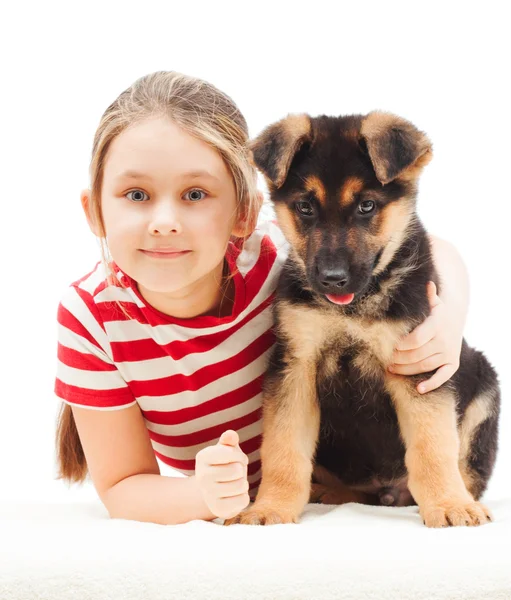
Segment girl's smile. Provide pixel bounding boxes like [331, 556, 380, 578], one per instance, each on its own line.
[139, 248, 192, 259]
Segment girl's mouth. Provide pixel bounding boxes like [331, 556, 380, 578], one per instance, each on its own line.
[140, 249, 191, 259]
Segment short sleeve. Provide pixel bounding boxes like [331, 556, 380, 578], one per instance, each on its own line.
[55, 285, 136, 411]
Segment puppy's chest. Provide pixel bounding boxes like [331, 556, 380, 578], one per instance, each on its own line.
[317, 340, 387, 408]
[282, 306, 409, 375]
[315, 322, 404, 445]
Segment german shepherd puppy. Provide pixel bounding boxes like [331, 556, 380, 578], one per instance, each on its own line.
[225, 111, 500, 528]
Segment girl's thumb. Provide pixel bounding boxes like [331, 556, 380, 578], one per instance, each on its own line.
[218, 430, 239, 447]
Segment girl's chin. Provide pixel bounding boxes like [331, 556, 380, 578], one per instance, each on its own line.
[136, 271, 211, 297]
[136, 281, 190, 297]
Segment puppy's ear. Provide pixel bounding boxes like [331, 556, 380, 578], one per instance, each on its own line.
[360, 112, 432, 185]
[249, 114, 312, 189]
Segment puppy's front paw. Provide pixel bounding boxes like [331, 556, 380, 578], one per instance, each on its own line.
[223, 504, 298, 526]
[421, 499, 493, 528]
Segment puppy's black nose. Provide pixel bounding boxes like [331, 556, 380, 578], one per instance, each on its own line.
[316, 266, 350, 291]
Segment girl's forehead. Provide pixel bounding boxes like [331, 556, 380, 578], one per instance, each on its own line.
[103, 117, 230, 182]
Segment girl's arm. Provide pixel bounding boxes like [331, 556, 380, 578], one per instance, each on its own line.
[389, 235, 469, 393]
[72, 404, 217, 525]
[430, 234, 470, 329]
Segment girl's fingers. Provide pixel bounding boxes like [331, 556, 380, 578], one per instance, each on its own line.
[209, 462, 247, 483]
[417, 364, 456, 394]
[216, 477, 250, 499]
[391, 339, 439, 366]
[427, 281, 441, 309]
[388, 353, 444, 376]
[216, 492, 251, 519]
[218, 430, 240, 447]
[395, 318, 436, 351]
[202, 444, 249, 466]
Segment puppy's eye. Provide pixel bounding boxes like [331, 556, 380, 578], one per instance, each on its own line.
[358, 200, 375, 214]
[296, 201, 314, 216]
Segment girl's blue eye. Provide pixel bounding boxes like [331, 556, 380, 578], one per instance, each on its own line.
[126, 190, 149, 202]
[185, 189, 206, 202]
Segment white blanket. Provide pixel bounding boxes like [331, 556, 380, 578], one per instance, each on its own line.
[1, 498, 510, 600]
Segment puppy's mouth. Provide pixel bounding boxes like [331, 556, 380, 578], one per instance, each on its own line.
[325, 293, 355, 305]
[322, 249, 384, 306]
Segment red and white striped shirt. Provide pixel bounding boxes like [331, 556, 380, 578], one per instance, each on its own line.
[55, 219, 289, 495]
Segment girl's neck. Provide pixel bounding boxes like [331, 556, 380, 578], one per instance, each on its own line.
[136, 259, 234, 320]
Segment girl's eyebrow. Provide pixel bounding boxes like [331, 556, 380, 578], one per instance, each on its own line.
[116, 169, 222, 182]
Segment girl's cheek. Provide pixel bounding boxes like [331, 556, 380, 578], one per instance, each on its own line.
[105, 213, 144, 237]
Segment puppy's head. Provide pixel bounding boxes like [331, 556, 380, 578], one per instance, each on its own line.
[251, 111, 432, 305]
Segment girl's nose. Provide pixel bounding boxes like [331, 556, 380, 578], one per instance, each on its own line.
[148, 199, 183, 235]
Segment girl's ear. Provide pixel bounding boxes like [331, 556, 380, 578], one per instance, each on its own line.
[80, 189, 102, 237]
[231, 191, 264, 238]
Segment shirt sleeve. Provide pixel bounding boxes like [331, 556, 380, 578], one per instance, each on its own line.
[54, 284, 136, 410]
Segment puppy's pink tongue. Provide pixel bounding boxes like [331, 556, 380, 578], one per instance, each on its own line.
[325, 293, 355, 305]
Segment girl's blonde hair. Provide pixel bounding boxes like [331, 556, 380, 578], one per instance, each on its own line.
[56, 71, 262, 484]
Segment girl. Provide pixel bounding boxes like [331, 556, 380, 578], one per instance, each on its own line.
[55, 71, 470, 526]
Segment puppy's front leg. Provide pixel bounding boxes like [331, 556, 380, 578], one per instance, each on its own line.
[225, 356, 320, 525]
[387, 377, 492, 527]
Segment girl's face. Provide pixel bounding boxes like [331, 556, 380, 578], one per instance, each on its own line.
[85, 117, 244, 317]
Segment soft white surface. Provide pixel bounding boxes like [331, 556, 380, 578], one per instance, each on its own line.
[1, 498, 510, 600]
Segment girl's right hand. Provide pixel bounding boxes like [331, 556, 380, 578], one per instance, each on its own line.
[195, 430, 251, 520]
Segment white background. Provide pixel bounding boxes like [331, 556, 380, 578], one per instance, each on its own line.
[1, 1, 509, 505]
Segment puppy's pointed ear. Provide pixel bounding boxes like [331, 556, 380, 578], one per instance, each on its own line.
[249, 114, 312, 189]
[360, 112, 433, 185]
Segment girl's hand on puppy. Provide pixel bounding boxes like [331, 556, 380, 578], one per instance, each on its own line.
[195, 430, 250, 520]
[388, 281, 463, 394]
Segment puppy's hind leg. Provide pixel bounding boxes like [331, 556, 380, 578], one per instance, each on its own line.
[458, 388, 500, 502]
[310, 464, 377, 505]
